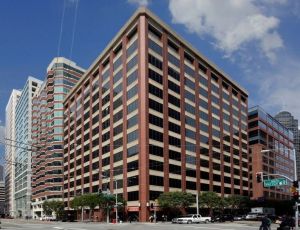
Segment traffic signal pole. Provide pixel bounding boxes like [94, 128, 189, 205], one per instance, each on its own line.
[293, 149, 299, 230]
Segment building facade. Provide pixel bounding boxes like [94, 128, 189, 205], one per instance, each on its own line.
[249, 106, 294, 200]
[63, 8, 249, 222]
[31, 57, 84, 219]
[5, 89, 21, 217]
[0, 181, 5, 216]
[0, 165, 3, 181]
[15, 77, 43, 218]
[275, 111, 300, 179]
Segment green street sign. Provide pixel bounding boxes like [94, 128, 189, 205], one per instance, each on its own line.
[263, 178, 288, 187]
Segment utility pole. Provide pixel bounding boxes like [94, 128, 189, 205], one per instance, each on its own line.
[293, 149, 299, 230]
[196, 193, 199, 215]
[115, 180, 118, 223]
[81, 188, 84, 222]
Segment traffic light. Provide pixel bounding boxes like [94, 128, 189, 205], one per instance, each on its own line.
[291, 180, 299, 201]
[98, 188, 102, 195]
[293, 191, 299, 201]
[256, 172, 263, 183]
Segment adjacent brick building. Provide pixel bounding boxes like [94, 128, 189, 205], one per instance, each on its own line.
[63, 8, 249, 222]
[248, 106, 294, 200]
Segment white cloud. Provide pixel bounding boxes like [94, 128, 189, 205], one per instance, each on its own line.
[168, 0, 283, 62]
[0, 126, 5, 143]
[249, 56, 300, 119]
[128, 0, 149, 7]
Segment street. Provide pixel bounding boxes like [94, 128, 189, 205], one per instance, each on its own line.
[0, 220, 279, 230]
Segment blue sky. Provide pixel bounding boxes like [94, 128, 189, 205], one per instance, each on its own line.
[1, 0, 300, 162]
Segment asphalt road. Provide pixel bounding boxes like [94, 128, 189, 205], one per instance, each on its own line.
[0, 220, 279, 230]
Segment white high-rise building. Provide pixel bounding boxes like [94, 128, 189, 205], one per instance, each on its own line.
[5, 89, 21, 217]
[14, 77, 42, 218]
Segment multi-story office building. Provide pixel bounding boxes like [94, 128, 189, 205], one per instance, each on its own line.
[0, 165, 3, 181]
[248, 106, 294, 200]
[15, 77, 43, 218]
[31, 57, 84, 219]
[275, 111, 300, 179]
[0, 181, 5, 216]
[63, 8, 249, 221]
[5, 89, 21, 217]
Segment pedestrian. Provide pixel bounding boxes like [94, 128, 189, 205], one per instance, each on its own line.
[259, 215, 271, 230]
[149, 215, 153, 222]
[162, 215, 165, 223]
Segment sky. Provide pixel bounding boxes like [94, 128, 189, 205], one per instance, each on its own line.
[0, 0, 300, 163]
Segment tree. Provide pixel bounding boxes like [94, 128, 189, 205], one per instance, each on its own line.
[99, 193, 126, 223]
[42, 201, 52, 216]
[198, 192, 221, 216]
[81, 194, 101, 220]
[225, 195, 249, 214]
[158, 191, 194, 215]
[42, 200, 64, 220]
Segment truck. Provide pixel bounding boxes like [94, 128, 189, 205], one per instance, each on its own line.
[251, 207, 275, 215]
[245, 207, 275, 220]
[172, 214, 211, 224]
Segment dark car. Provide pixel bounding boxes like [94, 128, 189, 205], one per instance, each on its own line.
[212, 214, 234, 222]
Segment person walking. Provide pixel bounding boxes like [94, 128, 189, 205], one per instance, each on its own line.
[260, 215, 271, 230]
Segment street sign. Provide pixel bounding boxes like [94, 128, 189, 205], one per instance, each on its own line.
[263, 178, 288, 187]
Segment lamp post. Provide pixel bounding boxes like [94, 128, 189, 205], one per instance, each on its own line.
[261, 148, 298, 230]
[100, 172, 118, 224]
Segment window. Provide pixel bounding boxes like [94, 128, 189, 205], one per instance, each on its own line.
[149, 114, 163, 127]
[169, 150, 181, 161]
[168, 80, 180, 94]
[169, 164, 181, 174]
[168, 53, 180, 66]
[127, 115, 138, 128]
[169, 178, 181, 188]
[148, 39, 162, 55]
[149, 69, 162, 84]
[149, 144, 163, 157]
[149, 99, 163, 113]
[149, 84, 163, 98]
[127, 100, 138, 114]
[168, 94, 180, 107]
[127, 145, 138, 157]
[149, 54, 162, 70]
[149, 129, 163, 142]
[149, 160, 164, 171]
[169, 108, 180, 120]
[168, 67, 180, 81]
[127, 130, 138, 143]
[184, 78, 195, 89]
[127, 69, 138, 86]
[169, 121, 180, 134]
[128, 191, 139, 201]
[127, 40, 137, 57]
[127, 85, 138, 99]
[184, 64, 195, 77]
[169, 136, 181, 147]
[127, 56, 138, 71]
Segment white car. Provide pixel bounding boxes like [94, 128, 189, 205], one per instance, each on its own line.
[174, 214, 211, 224]
[245, 213, 258, 220]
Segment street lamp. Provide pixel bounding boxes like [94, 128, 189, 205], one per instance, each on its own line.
[99, 173, 118, 224]
[261, 148, 298, 230]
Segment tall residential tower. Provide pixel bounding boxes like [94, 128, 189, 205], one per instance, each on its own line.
[15, 77, 43, 218]
[5, 89, 21, 217]
[31, 57, 84, 219]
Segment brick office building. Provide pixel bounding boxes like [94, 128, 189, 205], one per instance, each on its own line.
[248, 106, 294, 200]
[31, 57, 84, 219]
[63, 8, 249, 222]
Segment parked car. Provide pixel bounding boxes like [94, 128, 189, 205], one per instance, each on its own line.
[212, 214, 234, 222]
[173, 214, 211, 224]
[233, 215, 245, 221]
[245, 213, 259, 220]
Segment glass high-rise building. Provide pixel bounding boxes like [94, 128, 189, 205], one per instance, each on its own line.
[5, 89, 21, 217]
[31, 57, 84, 219]
[275, 111, 300, 179]
[249, 106, 294, 200]
[63, 8, 249, 222]
[15, 77, 43, 218]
